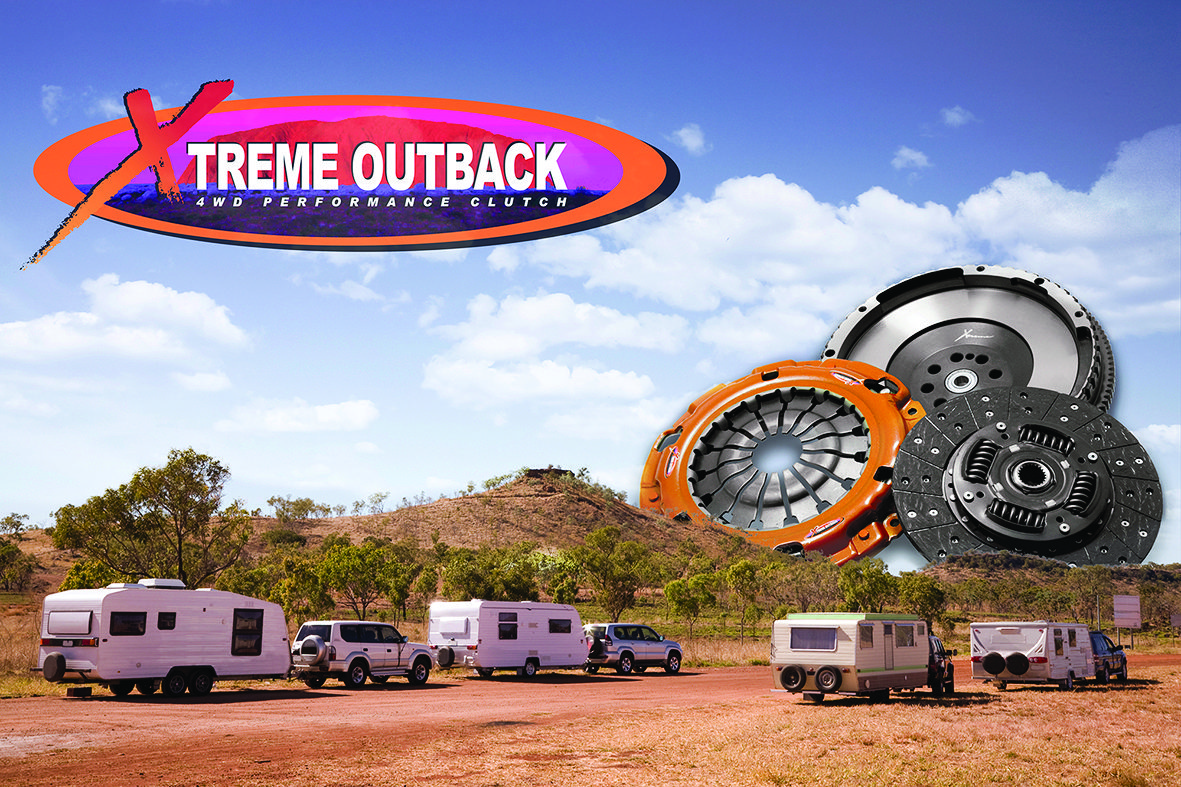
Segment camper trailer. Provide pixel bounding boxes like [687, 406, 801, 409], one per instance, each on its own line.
[428, 600, 585, 677]
[771, 613, 938, 701]
[38, 579, 290, 697]
[970, 621, 1095, 689]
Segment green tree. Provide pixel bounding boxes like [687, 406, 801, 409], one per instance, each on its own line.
[896, 572, 948, 625]
[59, 558, 125, 591]
[318, 541, 392, 619]
[724, 559, 762, 641]
[440, 544, 539, 602]
[52, 448, 251, 588]
[665, 572, 717, 641]
[838, 557, 896, 613]
[769, 552, 842, 613]
[1, 513, 29, 541]
[573, 526, 655, 621]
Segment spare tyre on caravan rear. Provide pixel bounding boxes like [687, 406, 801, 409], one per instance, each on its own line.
[38, 579, 290, 698]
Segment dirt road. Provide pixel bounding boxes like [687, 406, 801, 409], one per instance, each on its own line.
[3, 654, 1179, 786]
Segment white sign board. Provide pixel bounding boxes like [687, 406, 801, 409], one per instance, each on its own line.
[1113, 595, 1142, 629]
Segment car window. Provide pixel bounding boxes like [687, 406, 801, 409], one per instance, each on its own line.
[639, 627, 658, 641]
[297, 624, 331, 641]
[379, 626, 401, 643]
[586, 625, 606, 638]
[340, 625, 359, 643]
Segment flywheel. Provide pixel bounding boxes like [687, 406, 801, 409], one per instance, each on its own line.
[893, 386, 1161, 565]
[640, 359, 925, 564]
[824, 265, 1115, 412]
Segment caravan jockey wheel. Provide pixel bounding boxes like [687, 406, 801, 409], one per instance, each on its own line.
[640, 359, 924, 563]
[823, 265, 1115, 412]
[893, 386, 1161, 565]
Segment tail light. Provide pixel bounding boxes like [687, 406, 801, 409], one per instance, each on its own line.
[1029, 656, 1048, 663]
[41, 637, 98, 647]
[970, 655, 983, 662]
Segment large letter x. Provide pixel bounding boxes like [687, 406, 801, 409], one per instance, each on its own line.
[24, 79, 234, 269]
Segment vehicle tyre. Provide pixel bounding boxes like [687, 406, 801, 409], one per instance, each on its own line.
[436, 646, 455, 668]
[135, 680, 158, 695]
[931, 674, 945, 697]
[370, 675, 390, 684]
[162, 670, 187, 697]
[1117, 663, 1128, 681]
[343, 660, 369, 688]
[779, 665, 807, 691]
[1096, 666, 1108, 684]
[588, 638, 605, 659]
[409, 658, 430, 686]
[815, 666, 842, 692]
[616, 652, 635, 675]
[945, 667, 955, 696]
[519, 660, 538, 678]
[981, 652, 1006, 676]
[583, 664, 600, 674]
[110, 680, 135, 696]
[302, 674, 326, 689]
[1005, 653, 1030, 676]
[476, 668, 494, 678]
[189, 670, 215, 696]
[299, 635, 329, 666]
[41, 652, 67, 683]
[665, 652, 682, 674]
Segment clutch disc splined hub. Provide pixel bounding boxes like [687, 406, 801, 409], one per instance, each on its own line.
[823, 265, 1115, 412]
[640, 359, 925, 564]
[893, 386, 1161, 565]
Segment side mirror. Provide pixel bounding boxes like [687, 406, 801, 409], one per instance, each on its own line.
[951, 648, 958, 656]
[1113, 645, 1124, 652]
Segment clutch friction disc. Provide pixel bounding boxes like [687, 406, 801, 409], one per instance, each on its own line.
[824, 265, 1115, 412]
[893, 386, 1161, 565]
[640, 359, 925, 564]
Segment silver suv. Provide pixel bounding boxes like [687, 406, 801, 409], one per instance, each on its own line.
[584, 623, 682, 675]
[291, 620, 434, 688]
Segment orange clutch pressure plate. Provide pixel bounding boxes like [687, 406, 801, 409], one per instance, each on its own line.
[640, 359, 925, 564]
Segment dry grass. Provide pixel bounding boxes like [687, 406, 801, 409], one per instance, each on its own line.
[233, 665, 1180, 787]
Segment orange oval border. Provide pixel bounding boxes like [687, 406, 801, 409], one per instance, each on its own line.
[35, 95, 679, 251]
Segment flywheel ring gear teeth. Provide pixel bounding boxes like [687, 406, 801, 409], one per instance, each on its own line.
[823, 265, 1116, 412]
[893, 386, 1161, 565]
[640, 359, 925, 564]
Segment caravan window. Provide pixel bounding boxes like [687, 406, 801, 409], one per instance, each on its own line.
[47, 610, 92, 636]
[110, 611, 147, 636]
[858, 623, 874, 649]
[158, 612, 176, 631]
[549, 619, 572, 634]
[231, 608, 264, 656]
[1054, 631, 1064, 656]
[1068, 629, 1077, 648]
[790, 627, 837, 651]
[895, 624, 916, 648]
[498, 611, 518, 640]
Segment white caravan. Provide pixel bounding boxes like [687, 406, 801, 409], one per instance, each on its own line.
[428, 599, 585, 677]
[38, 579, 291, 697]
[970, 621, 1094, 689]
[771, 613, 933, 701]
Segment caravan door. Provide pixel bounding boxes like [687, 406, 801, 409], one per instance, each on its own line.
[883, 622, 895, 671]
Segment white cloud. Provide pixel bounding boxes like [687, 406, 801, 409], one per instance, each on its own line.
[958, 125, 1181, 336]
[1135, 424, 1181, 457]
[82, 274, 248, 347]
[940, 106, 977, 127]
[423, 356, 654, 408]
[172, 371, 232, 392]
[432, 292, 689, 362]
[41, 85, 62, 125]
[669, 123, 711, 156]
[892, 146, 931, 170]
[216, 398, 379, 432]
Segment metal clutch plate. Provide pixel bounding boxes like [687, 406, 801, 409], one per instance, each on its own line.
[893, 386, 1161, 565]
[640, 359, 925, 564]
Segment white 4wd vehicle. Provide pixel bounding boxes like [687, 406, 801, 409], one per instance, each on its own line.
[292, 620, 433, 688]
[584, 623, 682, 675]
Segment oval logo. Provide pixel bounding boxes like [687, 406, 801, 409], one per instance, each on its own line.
[34, 91, 678, 253]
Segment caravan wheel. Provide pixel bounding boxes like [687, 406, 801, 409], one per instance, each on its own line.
[162, 670, 187, 697]
[815, 666, 842, 692]
[779, 665, 807, 692]
[135, 680, 158, 695]
[189, 670, 215, 696]
[109, 681, 134, 696]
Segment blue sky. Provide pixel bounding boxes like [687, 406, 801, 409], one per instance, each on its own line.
[2, 1, 1177, 571]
